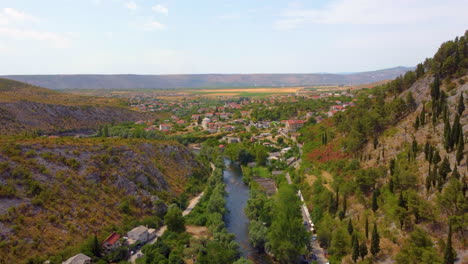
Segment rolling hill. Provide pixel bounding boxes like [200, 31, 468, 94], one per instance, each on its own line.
[0, 78, 150, 135]
[300, 31, 467, 263]
[2, 66, 414, 90]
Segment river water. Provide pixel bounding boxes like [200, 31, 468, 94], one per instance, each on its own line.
[223, 159, 272, 264]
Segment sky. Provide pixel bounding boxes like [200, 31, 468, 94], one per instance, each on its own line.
[0, 0, 467, 75]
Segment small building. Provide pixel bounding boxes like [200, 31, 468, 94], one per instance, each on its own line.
[285, 120, 305, 133]
[102, 232, 121, 253]
[247, 162, 257, 168]
[159, 124, 172, 132]
[201, 117, 211, 130]
[62, 253, 92, 264]
[127, 226, 149, 244]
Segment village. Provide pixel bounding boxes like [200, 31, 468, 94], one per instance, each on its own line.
[61, 88, 359, 264]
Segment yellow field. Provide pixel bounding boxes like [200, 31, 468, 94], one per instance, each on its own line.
[197, 87, 302, 93]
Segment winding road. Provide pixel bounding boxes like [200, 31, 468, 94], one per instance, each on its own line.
[128, 163, 214, 263]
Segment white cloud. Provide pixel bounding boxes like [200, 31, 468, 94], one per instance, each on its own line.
[0, 8, 39, 25]
[152, 4, 168, 15]
[217, 13, 241, 20]
[275, 0, 468, 30]
[125, 1, 137, 10]
[0, 27, 71, 48]
[142, 20, 165, 31]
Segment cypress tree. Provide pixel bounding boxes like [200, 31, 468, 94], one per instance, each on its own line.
[389, 178, 394, 193]
[456, 138, 464, 165]
[412, 138, 418, 160]
[457, 93, 465, 115]
[451, 165, 460, 179]
[329, 193, 337, 215]
[389, 159, 395, 175]
[428, 145, 434, 163]
[444, 223, 455, 264]
[414, 116, 420, 130]
[432, 150, 441, 165]
[424, 142, 430, 160]
[398, 192, 407, 209]
[431, 75, 441, 100]
[444, 119, 452, 151]
[335, 189, 339, 214]
[432, 166, 439, 187]
[91, 234, 101, 257]
[426, 168, 432, 191]
[343, 194, 347, 216]
[352, 235, 360, 262]
[372, 191, 379, 212]
[420, 104, 426, 125]
[359, 241, 368, 260]
[452, 114, 461, 147]
[370, 223, 380, 256]
[347, 219, 354, 235]
[439, 157, 452, 181]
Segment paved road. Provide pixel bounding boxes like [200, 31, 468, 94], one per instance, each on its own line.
[129, 163, 215, 263]
[286, 170, 328, 263]
[129, 192, 205, 262]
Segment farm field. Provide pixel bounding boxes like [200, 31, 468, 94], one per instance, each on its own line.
[187, 87, 303, 97]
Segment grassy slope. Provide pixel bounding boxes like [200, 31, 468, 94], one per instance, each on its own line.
[0, 136, 208, 263]
[0, 78, 126, 107]
[300, 75, 467, 262]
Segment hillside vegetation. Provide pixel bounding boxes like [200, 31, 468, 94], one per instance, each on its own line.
[299, 31, 467, 263]
[0, 78, 150, 134]
[0, 137, 209, 263]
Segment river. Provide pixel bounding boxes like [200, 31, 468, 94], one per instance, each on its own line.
[223, 159, 272, 264]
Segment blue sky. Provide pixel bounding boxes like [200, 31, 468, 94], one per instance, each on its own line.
[0, 0, 467, 74]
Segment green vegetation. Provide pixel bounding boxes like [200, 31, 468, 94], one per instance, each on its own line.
[0, 136, 207, 263]
[296, 31, 468, 263]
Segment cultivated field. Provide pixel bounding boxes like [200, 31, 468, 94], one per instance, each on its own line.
[188, 87, 303, 97]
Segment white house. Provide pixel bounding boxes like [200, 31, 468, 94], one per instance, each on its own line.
[62, 253, 91, 264]
[127, 226, 149, 244]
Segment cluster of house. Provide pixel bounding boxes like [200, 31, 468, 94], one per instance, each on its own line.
[326, 100, 356, 117]
[267, 147, 296, 164]
[61, 225, 157, 264]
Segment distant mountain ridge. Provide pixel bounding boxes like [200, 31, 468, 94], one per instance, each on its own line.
[2, 66, 414, 90]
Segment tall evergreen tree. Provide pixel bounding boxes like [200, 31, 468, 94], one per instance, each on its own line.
[443, 223, 455, 264]
[347, 219, 354, 235]
[456, 136, 464, 165]
[439, 157, 452, 181]
[457, 93, 465, 115]
[372, 190, 379, 212]
[432, 150, 441, 165]
[444, 119, 452, 151]
[370, 223, 380, 256]
[424, 142, 430, 160]
[451, 114, 461, 147]
[414, 116, 420, 130]
[412, 138, 418, 160]
[352, 235, 360, 262]
[91, 234, 101, 257]
[398, 192, 407, 210]
[342, 194, 347, 216]
[431, 75, 441, 100]
[359, 241, 368, 260]
[451, 165, 460, 179]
